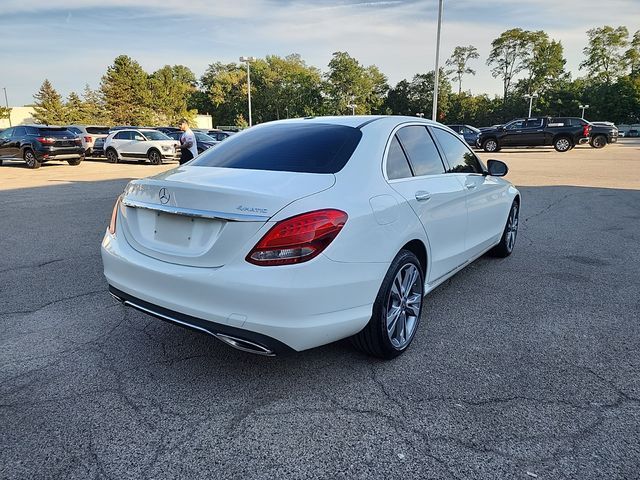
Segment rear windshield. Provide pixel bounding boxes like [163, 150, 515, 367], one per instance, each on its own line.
[38, 127, 75, 137]
[191, 123, 362, 173]
[86, 126, 110, 135]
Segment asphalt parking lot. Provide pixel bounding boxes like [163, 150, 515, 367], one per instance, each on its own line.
[1, 140, 639, 479]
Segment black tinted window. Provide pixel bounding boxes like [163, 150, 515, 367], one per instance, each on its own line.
[386, 136, 413, 180]
[67, 127, 81, 134]
[431, 127, 483, 174]
[25, 127, 38, 135]
[191, 123, 362, 174]
[114, 131, 132, 140]
[0, 128, 12, 139]
[506, 120, 525, 130]
[86, 127, 110, 135]
[14, 127, 26, 136]
[395, 126, 444, 176]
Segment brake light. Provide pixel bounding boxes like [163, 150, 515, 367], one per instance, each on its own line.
[108, 196, 122, 235]
[36, 137, 55, 145]
[246, 209, 348, 266]
[583, 125, 590, 137]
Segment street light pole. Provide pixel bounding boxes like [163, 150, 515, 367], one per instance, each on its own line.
[239, 56, 256, 126]
[432, 0, 444, 121]
[3, 87, 11, 127]
[579, 104, 589, 119]
[524, 92, 538, 117]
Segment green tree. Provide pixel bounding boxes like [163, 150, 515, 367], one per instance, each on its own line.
[33, 79, 66, 125]
[199, 62, 247, 126]
[487, 28, 531, 107]
[580, 25, 629, 83]
[384, 69, 451, 119]
[80, 85, 106, 125]
[149, 65, 197, 125]
[625, 30, 640, 77]
[324, 52, 388, 115]
[65, 91, 85, 124]
[519, 32, 567, 94]
[0, 106, 11, 121]
[101, 55, 153, 125]
[445, 45, 479, 94]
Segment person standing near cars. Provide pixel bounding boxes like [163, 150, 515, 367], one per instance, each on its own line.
[178, 118, 198, 165]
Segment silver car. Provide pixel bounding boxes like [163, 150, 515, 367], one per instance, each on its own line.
[66, 125, 110, 157]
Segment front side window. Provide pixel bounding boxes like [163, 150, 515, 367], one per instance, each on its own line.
[142, 131, 170, 141]
[0, 128, 13, 140]
[506, 120, 525, 130]
[395, 126, 444, 176]
[386, 135, 413, 180]
[431, 127, 483, 174]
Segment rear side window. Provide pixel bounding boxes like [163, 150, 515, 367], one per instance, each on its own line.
[525, 119, 543, 128]
[386, 136, 413, 180]
[431, 127, 483, 174]
[395, 126, 444, 176]
[114, 131, 133, 140]
[25, 127, 39, 135]
[14, 127, 26, 136]
[86, 127, 110, 135]
[191, 123, 362, 174]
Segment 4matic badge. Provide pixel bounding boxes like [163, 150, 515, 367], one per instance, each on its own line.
[237, 205, 268, 215]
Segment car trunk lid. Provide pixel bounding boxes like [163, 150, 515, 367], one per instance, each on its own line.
[119, 166, 335, 267]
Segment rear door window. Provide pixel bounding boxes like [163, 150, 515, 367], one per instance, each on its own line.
[191, 123, 362, 174]
[395, 126, 445, 176]
[13, 127, 26, 137]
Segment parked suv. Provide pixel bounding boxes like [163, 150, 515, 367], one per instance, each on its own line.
[104, 128, 179, 164]
[66, 125, 110, 156]
[0, 125, 84, 168]
[164, 130, 219, 154]
[478, 117, 591, 153]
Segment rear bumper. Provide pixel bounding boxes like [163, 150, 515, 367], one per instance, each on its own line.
[101, 230, 386, 352]
[36, 147, 84, 161]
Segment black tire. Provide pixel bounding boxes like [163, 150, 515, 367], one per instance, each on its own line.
[553, 136, 572, 152]
[0, 159, 3, 166]
[67, 156, 83, 166]
[491, 200, 519, 258]
[148, 149, 162, 165]
[351, 250, 424, 359]
[590, 135, 607, 149]
[23, 149, 41, 169]
[106, 148, 118, 164]
[483, 138, 500, 153]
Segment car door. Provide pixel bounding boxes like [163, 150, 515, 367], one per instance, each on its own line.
[500, 120, 525, 146]
[521, 118, 545, 145]
[115, 131, 138, 157]
[431, 126, 510, 257]
[9, 127, 27, 158]
[385, 124, 469, 283]
[0, 127, 14, 158]
[129, 131, 148, 158]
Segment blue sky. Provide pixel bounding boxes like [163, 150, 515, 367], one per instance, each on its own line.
[1, 0, 639, 106]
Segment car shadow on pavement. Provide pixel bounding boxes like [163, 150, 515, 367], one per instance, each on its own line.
[1, 180, 640, 480]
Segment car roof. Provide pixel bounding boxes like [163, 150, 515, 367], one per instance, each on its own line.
[255, 115, 443, 129]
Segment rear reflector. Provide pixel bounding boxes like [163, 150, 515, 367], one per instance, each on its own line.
[247, 209, 348, 266]
[109, 196, 122, 235]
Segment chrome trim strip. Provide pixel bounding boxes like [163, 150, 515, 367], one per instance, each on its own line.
[121, 198, 270, 222]
[122, 299, 276, 356]
[123, 299, 215, 338]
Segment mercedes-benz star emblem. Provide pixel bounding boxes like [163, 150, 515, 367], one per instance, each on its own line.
[159, 187, 170, 205]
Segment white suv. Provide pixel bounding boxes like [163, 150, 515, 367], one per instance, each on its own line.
[104, 129, 179, 165]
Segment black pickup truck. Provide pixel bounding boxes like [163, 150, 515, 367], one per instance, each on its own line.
[589, 122, 619, 148]
[478, 117, 591, 153]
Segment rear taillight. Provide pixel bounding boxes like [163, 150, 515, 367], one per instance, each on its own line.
[583, 125, 590, 137]
[246, 209, 348, 266]
[84, 136, 92, 143]
[36, 137, 55, 145]
[109, 196, 122, 235]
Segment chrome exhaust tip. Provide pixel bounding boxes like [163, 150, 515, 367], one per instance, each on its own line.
[215, 334, 275, 357]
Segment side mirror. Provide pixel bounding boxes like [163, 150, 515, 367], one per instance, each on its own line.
[487, 159, 508, 177]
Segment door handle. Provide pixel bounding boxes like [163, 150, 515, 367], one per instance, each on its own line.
[415, 191, 431, 201]
[465, 183, 477, 190]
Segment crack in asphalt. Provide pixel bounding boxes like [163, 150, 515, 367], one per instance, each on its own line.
[0, 289, 106, 316]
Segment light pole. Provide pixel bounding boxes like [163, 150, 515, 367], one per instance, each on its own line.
[579, 104, 589, 119]
[416, 113, 425, 118]
[524, 92, 538, 117]
[239, 56, 256, 126]
[347, 103, 357, 115]
[3, 87, 11, 127]
[432, 0, 444, 121]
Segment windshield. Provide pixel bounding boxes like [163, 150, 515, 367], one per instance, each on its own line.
[141, 130, 170, 141]
[86, 126, 110, 135]
[191, 122, 362, 174]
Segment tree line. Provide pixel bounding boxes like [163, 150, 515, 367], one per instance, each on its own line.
[29, 25, 640, 128]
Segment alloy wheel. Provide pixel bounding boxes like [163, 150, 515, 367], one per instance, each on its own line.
[556, 138, 571, 151]
[386, 264, 422, 349]
[506, 204, 519, 252]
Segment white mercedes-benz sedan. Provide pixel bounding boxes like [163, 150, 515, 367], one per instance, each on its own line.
[102, 116, 520, 358]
